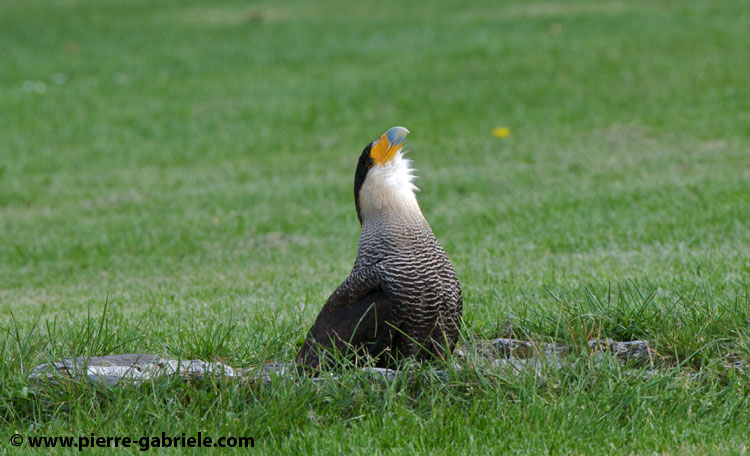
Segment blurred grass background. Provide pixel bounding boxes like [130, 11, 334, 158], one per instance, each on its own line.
[1, 0, 749, 453]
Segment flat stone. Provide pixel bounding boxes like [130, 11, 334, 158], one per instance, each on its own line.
[244, 364, 412, 384]
[492, 338, 569, 358]
[30, 354, 236, 386]
[313, 367, 400, 383]
[588, 338, 653, 362]
[243, 362, 294, 383]
[455, 338, 568, 361]
[26, 338, 669, 388]
[457, 338, 651, 363]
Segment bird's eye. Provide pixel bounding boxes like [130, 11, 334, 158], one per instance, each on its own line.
[367, 157, 375, 167]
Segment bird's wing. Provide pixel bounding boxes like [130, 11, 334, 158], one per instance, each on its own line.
[296, 291, 397, 368]
[314, 264, 382, 318]
[296, 265, 391, 369]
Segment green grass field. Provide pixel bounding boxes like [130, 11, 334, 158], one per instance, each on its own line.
[2, 0, 750, 453]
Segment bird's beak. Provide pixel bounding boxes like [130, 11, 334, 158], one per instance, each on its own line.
[370, 126, 410, 165]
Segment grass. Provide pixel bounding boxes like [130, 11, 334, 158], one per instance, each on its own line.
[1, 0, 749, 453]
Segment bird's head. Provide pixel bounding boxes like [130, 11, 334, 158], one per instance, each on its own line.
[354, 126, 420, 224]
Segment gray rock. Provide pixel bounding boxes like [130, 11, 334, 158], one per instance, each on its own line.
[27, 338, 665, 388]
[455, 338, 568, 362]
[243, 362, 294, 383]
[30, 354, 236, 386]
[491, 338, 569, 358]
[587, 338, 653, 362]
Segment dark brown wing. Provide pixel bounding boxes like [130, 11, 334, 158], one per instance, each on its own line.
[295, 290, 397, 370]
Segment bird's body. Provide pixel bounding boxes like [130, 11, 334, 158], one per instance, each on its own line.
[296, 127, 462, 370]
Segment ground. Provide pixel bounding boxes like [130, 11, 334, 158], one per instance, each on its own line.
[1, 0, 749, 454]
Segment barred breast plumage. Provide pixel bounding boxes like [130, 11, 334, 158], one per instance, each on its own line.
[295, 127, 462, 370]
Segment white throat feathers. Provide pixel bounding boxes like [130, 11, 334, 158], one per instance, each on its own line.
[358, 150, 421, 219]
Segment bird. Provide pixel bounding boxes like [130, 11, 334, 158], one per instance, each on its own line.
[295, 126, 463, 370]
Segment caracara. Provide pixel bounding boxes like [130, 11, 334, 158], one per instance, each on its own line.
[296, 126, 462, 370]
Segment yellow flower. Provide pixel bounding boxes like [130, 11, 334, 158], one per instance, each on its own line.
[492, 127, 511, 138]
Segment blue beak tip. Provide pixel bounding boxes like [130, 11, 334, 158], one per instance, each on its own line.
[385, 126, 410, 146]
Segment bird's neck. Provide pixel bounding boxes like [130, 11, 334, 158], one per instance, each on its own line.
[357, 204, 430, 264]
[361, 202, 426, 232]
[357, 151, 421, 220]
